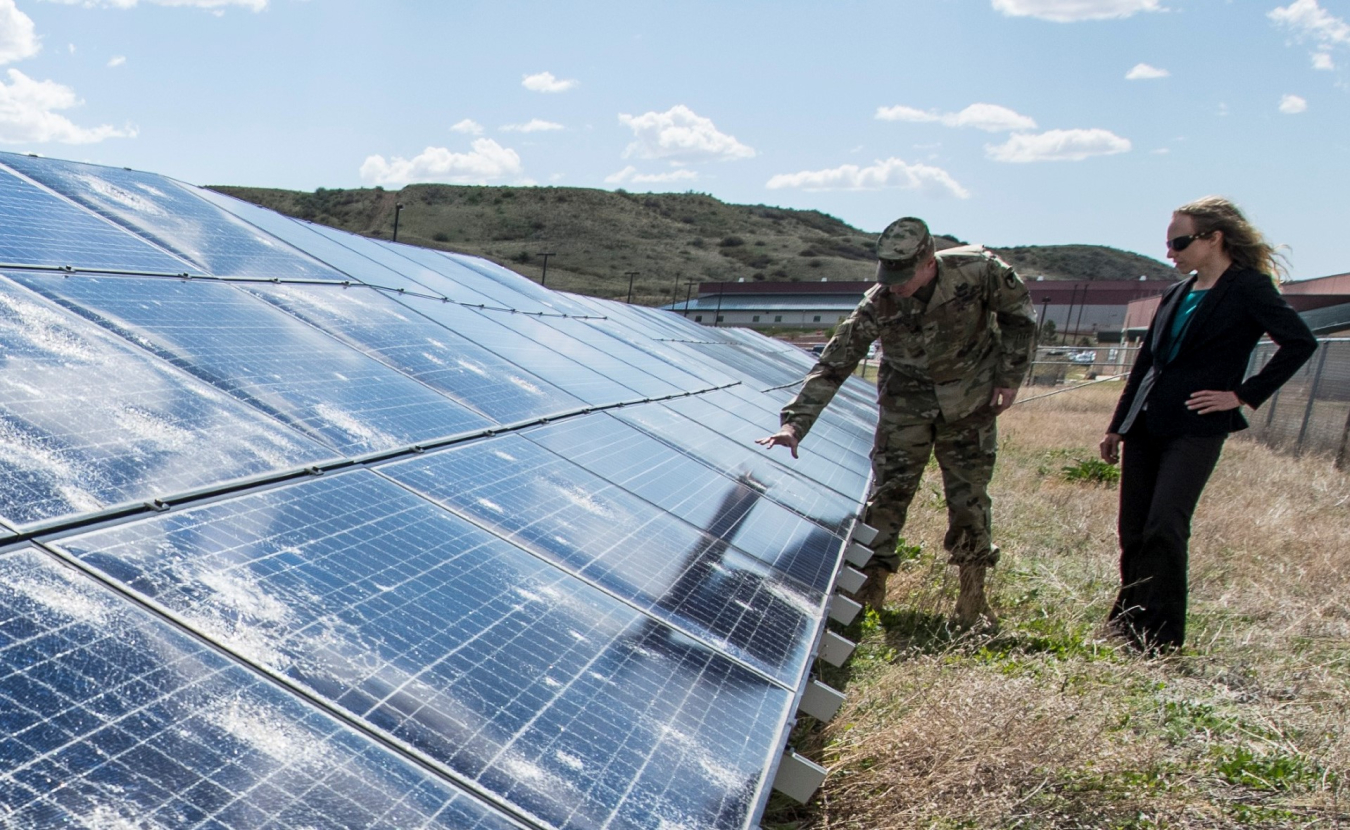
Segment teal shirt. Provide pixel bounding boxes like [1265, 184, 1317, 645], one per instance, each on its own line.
[1164, 288, 1207, 363]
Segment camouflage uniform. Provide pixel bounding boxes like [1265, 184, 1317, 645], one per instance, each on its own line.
[781, 245, 1036, 571]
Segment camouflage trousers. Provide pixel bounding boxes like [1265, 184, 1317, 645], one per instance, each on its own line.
[864, 406, 1000, 572]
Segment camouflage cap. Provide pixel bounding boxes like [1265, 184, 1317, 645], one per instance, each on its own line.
[875, 216, 933, 285]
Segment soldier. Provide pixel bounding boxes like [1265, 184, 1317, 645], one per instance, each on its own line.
[756, 217, 1036, 626]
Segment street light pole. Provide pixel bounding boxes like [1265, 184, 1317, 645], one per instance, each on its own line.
[538, 252, 555, 286]
[392, 203, 404, 242]
[625, 271, 639, 304]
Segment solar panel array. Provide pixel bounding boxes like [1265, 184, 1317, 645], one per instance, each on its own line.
[0, 151, 878, 829]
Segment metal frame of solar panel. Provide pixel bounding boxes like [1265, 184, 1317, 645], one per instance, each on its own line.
[0, 150, 879, 830]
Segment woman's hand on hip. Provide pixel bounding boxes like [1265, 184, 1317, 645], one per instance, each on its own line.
[1185, 389, 1242, 415]
[1100, 432, 1123, 464]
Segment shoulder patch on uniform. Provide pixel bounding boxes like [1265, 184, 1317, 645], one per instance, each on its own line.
[1004, 272, 1018, 290]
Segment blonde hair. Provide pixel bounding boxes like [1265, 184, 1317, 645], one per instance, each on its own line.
[1175, 196, 1288, 281]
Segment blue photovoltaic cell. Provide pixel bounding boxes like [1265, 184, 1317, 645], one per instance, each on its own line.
[10, 273, 492, 455]
[437, 252, 600, 318]
[386, 244, 577, 316]
[55, 472, 792, 830]
[457, 311, 684, 400]
[239, 283, 584, 425]
[0, 160, 192, 274]
[609, 405, 862, 535]
[383, 297, 644, 408]
[0, 155, 343, 280]
[0, 548, 521, 829]
[660, 393, 871, 498]
[383, 436, 823, 686]
[520, 414, 844, 594]
[721, 384, 875, 466]
[531, 314, 725, 393]
[188, 190, 510, 307]
[0, 274, 331, 528]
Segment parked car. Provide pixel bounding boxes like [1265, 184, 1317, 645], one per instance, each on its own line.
[1070, 350, 1097, 364]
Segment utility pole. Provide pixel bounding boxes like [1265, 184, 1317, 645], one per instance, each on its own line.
[625, 271, 640, 304]
[712, 283, 724, 327]
[1037, 296, 1052, 344]
[538, 252, 555, 286]
[684, 279, 698, 317]
[392, 203, 404, 242]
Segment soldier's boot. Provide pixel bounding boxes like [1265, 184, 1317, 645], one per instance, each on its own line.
[953, 564, 998, 630]
[851, 564, 890, 612]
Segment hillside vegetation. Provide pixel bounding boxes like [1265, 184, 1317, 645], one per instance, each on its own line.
[211, 184, 1178, 305]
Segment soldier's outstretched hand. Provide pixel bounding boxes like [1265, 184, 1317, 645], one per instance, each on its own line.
[989, 386, 1019, 415]
[756, 426, 800, 459]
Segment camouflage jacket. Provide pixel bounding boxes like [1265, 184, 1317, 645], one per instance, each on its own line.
[782, 246, 1036, 436]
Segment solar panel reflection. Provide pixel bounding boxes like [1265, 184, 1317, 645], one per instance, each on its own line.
[239, 283, 584, 424]
[381, 435, 823, 686]
[520, 415, 845, 593]
[0, 154, 343, 280]
[0, 161, 191, 274]
[55, 472, 790, 830]
[11, 273, 493, 454]
[0, 548, 522, 829]
[0, 274, 330, 529]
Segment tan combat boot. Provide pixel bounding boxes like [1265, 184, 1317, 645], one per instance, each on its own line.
[851, 564, 890, 612]
[953, 564, 998, 630]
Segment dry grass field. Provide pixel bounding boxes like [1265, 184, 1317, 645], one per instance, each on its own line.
[767, 381, 1350, 829]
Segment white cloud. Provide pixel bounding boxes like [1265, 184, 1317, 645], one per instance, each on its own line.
[0, 69, 137, 144]
[107, 55, 125, 67]
[604, 166, 699, 185]
[1270, 0, 1350, 48]
[40, 0, 267, 9]
[986, 128, 1131, 162]
[0, 0, 40, 65]
[765, 157, 970, 199]
[992, 0, 1161, 21]
[500, 118, 563, 133]
[875, 102, 1036, 132]
[450, 118, 483, 135]
[1312, 51, 1335, 69]
[1279, 93, 1309, 113]
[618, 105, 755, 163]
[359, 138, 524, 186]
[1125, 62, 1169, 79]
[522, 71, 577, 93]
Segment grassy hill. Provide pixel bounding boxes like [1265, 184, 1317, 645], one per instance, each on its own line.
[210, 184, 1178, 306]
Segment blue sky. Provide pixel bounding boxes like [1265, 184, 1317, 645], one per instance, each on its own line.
[2, 0, 1347, 280]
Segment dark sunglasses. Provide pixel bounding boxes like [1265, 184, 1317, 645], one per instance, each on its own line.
[1167, 231, 1213, 252]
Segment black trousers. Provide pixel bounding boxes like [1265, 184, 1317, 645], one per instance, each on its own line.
[1109, 426, 1226, 652]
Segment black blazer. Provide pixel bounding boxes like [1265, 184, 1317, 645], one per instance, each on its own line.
[1109, 265, 1316, 437]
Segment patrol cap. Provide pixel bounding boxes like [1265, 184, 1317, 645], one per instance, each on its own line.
[875, 216, 933, 286]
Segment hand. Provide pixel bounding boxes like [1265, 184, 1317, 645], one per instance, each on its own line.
[1185, 389, 1242, 415]
[989, 387, 1019, 415]
[755, 426, 800, 459]
[1100, 432, 1122, 464]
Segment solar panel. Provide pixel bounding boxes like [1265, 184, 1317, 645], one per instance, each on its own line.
[53, 471, 794, 830]
[0, 547, 522, 829]
[11, 273, 493, 455]
[0, 152, 879, 830]
[609, 404, 862, 534]
[380, 435, 823, 686]
[0, 161, 191, 274]
[0, 154, 344, 280]
[238, 282, 585, 425]
[0, 273, 331, 529]
[519, 415, 845, 593]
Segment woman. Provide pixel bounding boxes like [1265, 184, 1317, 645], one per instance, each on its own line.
[1099, 196, 1316, 653]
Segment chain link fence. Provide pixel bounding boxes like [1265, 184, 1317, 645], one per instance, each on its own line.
[1242, 338, 1350, 467]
